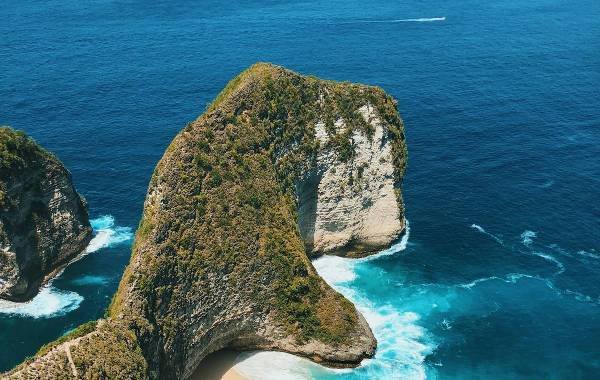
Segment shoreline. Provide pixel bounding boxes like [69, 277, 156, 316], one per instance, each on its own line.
[190, 349, 247, 380]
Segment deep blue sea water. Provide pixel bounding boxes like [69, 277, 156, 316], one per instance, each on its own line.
[1, 0, 599, 378]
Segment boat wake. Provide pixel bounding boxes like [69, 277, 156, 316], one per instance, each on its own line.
[356, 17, 446, 23]
[394, 17, 446, 22]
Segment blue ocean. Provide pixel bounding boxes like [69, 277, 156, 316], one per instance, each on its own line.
[1, 0, 599, 378]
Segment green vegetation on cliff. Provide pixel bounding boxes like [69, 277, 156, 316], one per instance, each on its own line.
[0, 126, 91, 302]
[0, 127, 56, 208]
[0, 127, 51, 172]
[8, 63, 407, 379]
[116, 63, 406, 347]
[36, 320, 98, 358]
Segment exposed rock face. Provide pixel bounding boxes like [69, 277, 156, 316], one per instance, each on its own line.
[298, 104, 405, 258]
[6, 63, 407, 379]
[0, 127, 92, 301]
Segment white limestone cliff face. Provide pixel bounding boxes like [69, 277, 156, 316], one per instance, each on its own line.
[298, 104, 405, 257]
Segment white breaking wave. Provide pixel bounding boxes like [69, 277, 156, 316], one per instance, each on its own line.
[355, 304, 432, 379]
[359, 220, 410, 263]
[520, 230, 537, 246]
[316, 233, 433, 379]
[312, 255, 357, 283]
[470, 224, 504, 245]
[0, 215, 130, 319]
[86, 215, 133, 253]
[235, 220, 434, 380]
[308, 220, 409, 283]
[0, 286, 83, 318]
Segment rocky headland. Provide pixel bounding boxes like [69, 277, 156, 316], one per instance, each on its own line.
[0, 127, 92, 302]
[5, 63, 407, 379]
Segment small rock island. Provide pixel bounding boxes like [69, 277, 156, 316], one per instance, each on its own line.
[0, 127, 92, 302]
[6, 63, 407, 379]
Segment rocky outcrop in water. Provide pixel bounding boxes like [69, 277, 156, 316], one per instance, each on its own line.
[6, 63, 407, 379]
[0, 127, 92, 302]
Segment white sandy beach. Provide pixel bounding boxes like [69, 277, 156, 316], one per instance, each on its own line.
[190, 350, 247, 380]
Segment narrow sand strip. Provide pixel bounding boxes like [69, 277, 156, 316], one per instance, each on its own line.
[190, 349, 247, 380]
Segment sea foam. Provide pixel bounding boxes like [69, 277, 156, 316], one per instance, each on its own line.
[520, 230, 537, 246]
[576, 250, 600, 260]
[359, 220, 410, 263]
[86, 215, 133, 253]
[0, 286, 83, 318]
[531, 251, 565, 274]
[518, 231, 565, 274]
[549, 244, 600, 261]
[234, 220, 434, 380]
[0, 215, 130, 319]
[311, 255, 357, 283]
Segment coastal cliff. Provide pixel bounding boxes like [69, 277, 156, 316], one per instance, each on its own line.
[298, 103, 405, 258]
[6, 63, 407, 379]
[0, 127, 92, 302]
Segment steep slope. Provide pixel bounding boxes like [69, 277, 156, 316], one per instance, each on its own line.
[6, 63, 407, 379]
[0, 127, 92, 301]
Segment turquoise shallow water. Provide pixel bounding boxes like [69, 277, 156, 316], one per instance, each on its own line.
[1, 0, 599, 378]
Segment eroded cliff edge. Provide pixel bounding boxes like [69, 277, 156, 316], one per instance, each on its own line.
[0, 127, 92, 302]
[6, 63, 407, 379]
